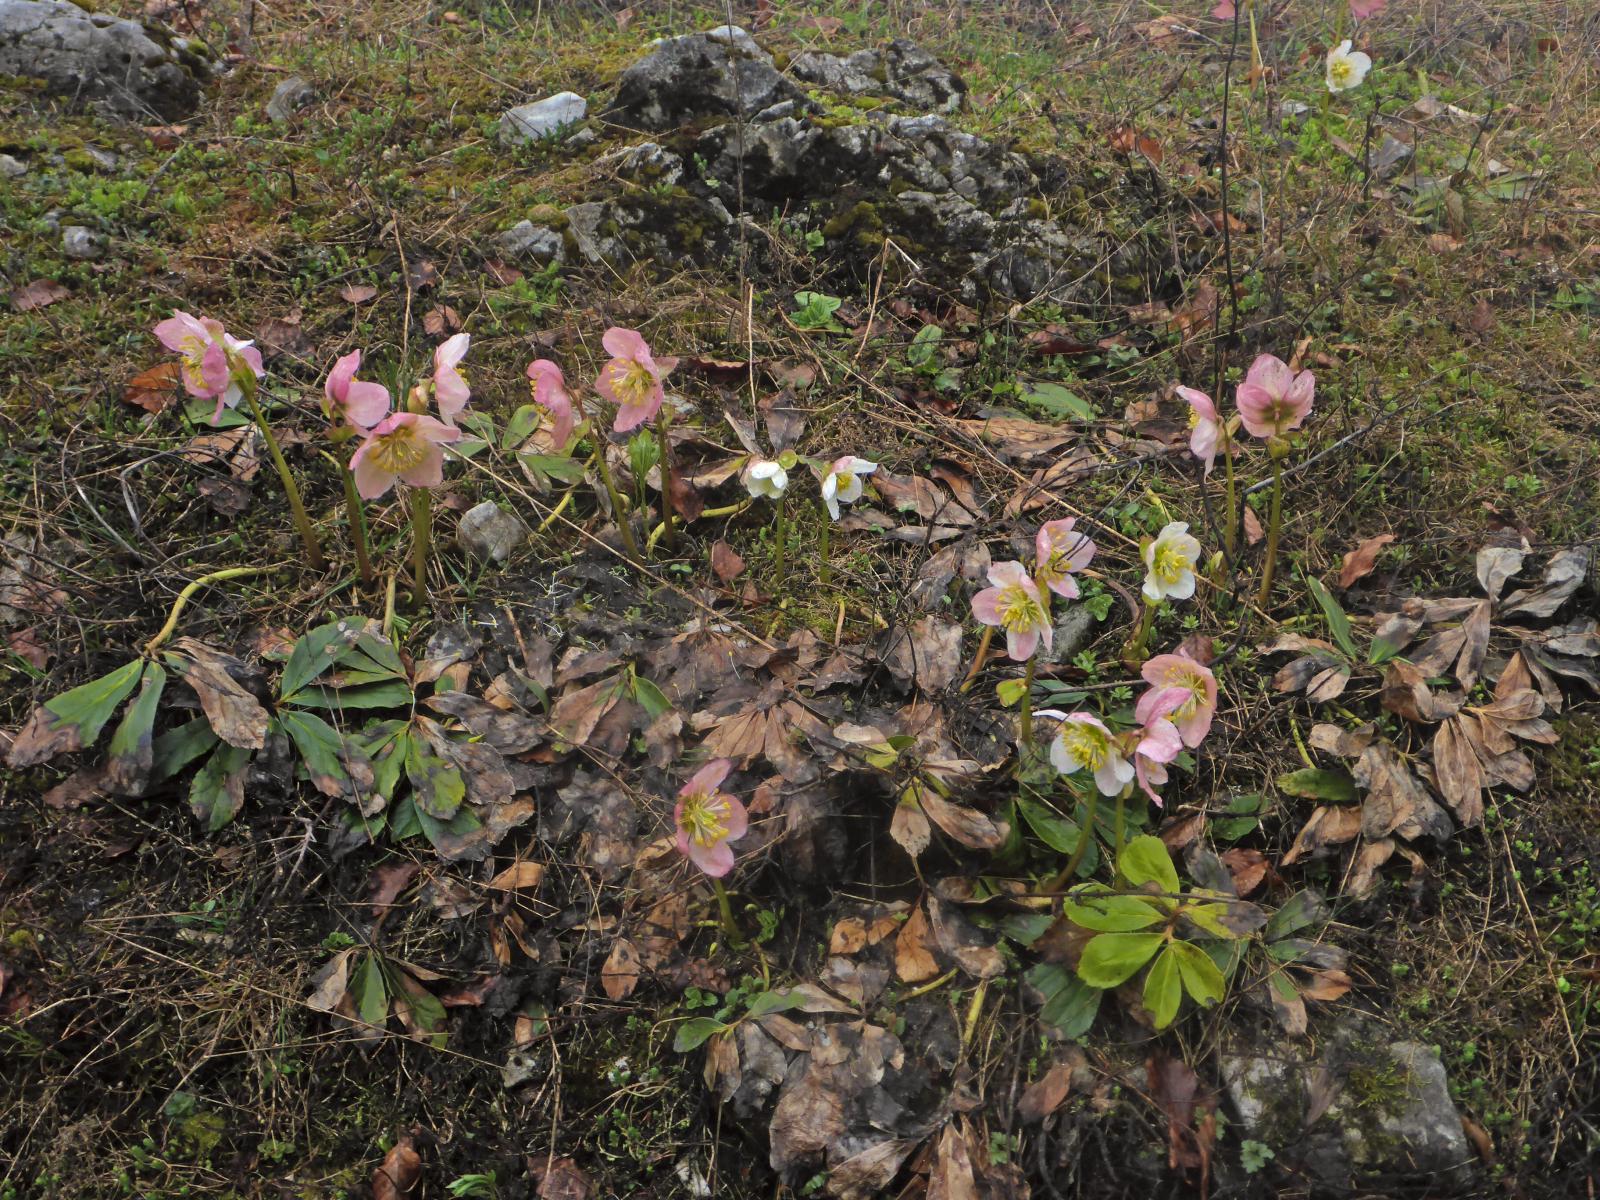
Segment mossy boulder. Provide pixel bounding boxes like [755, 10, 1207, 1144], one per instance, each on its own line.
[0, 0, 212, 120]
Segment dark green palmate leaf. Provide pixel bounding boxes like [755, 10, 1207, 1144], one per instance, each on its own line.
[103, 661, 167, 796]
[6, 658, 145, 767]
[278, 618, 368, 701]
[351, 953, 390, 1027]
[286, 680, 414, 711]
[1077, 932, 1166, 988]
[1169, 939, 1227, 1009]
[1026, 962, 1102, 1040]
[189, 742, 253, 831]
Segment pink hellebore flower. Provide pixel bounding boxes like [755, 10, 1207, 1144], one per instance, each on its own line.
[674, 758, 747, 877]
[971, 561, 1053, 662]
[1038, 710, 1135, 797]
[526, 359, 575, 451]
[598, 327, 678, 434]
[1176, 386, 1222, 476]
[154, 310, 265, 424]
[1211, 0, 1236, 17]
[1137, 651, 1219, 749]
[349, 412, 462, 499]
[432, 333, 471, 424]
[323, 350, 392, 432]
[1132, 686, 1188, 805]
[1348, 0, 1386, 19]
[1035, 518, 1096, 600]
[1235, 354, 1314, 440]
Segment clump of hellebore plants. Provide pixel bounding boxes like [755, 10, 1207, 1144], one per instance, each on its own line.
[673, 758, 747, 941]
[157, 311, 324, 569]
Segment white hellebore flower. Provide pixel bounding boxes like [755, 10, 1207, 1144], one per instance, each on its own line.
[1142, 521, 1202, 603]
[820, 455, 878, 521]
[1325, 40, 1372, 93]
[1037, 710, 1135, 798]
[744, 459, 788, 501]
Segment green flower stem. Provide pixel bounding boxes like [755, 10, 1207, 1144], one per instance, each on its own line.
[773, 493, 788, 585]
[144, 565, 274, 656]
[319, 454, 374, 587]
[1113, 789, 1126, 863]
[410, 488, 432, 609]
[711, 878, 742, 946]
[818, 510, 832, 587]
[1258, 450, 1285, 607]
[1047, 788, 1100, 893]
[1018, 655, 1038, 752]
[1221, 428, 1239, 559]
[241, 376, 323, 570]
[1125, 602, 1157, 665]
[569, 396, 639, 560]
[656, 406, 678, 554]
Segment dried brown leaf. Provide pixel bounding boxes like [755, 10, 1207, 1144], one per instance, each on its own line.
[172, 639, 268, 750]
[890, 794, 932, 859]
[372, 1135, 421, 1200]
[1280, 805, 1362, 866]
[1431, 718, 1485, 827]
[1343, 837, 1396, 900]
[10, 279, 70, 312]
[895, 903, 940, 984]
[920, 789, 1007, 851]
[601, 937, 641, 1000]
[1338, 533, 1396, 588]
[1018, 1063, 1076, 1123]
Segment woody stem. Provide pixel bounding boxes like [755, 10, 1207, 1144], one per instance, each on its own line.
[1018, 655, 1038, 751]
[959, 626, 994, 694]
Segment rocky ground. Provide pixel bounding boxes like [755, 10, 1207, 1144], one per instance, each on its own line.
[1, 1, 1598, 1198]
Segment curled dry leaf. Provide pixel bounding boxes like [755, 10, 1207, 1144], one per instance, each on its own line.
[881, 616, 963, 693]
[895, 903, 940, 983]
[10, 279, 71, 312]
[1219, 848, 1268, 897]
[710, 540, 745, 583]
[919, 787, 1008, 851]
[1344, 837, 1397, 900]
[1280, 805, 1362, 866]
[890, 792, 932, 859]
[372, 1134, 422, 1200]
[1475, 539, 1528, 602]
[1018, 1062, 1077, 1123]
[1500, 547, 1591, 618]
[1308, 722, 1375, 758]
[1338, 533, 1396, 588]
[1430, 717, 1486, 826]
[1380, 661, 1463, 724]
[601, 937, 641, 1000]
[1353, 740, 1452, 842]
[171, 638, 269, 750]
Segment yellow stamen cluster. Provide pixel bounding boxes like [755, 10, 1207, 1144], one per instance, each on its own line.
[1152, 541, 1192, 585]
[1060, 723, 1110, 770]
[369, 425, 428, 474]
[613, 361, 656, 408]
[998, 584, 1045, 633]
[1328, 59, 1355, 88]
[1161, 664, 1205, 719]
[679, 791, 729, 848]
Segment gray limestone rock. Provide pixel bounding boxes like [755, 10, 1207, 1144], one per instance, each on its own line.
[456, 501, 530, 565]
[605, 28, 806, 130]
[0, 0, 212, 120]
[499, 91, 587, 144]
[61, 224, 104, 259]
[1222, 1018, 1474, 1190]
[0, 153, 25, 177]
[496, 220, 565, 266]
[265, 75, 316, 124]
[790, 39, 965, 113]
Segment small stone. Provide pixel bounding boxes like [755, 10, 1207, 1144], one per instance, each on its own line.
[61, 225, 104, 260]
[495, 220, 564, 266]
[456, 501, 529, 565]
[1049, 606, 1100, 665]
[1368, 133, 1414, 179]
[266, 75, 316, 124]
[83, 145, 118, 171]
[704, 24, 759, 52]
[564, 126, 598, 149]
[0, 153, 24, 178]
[499, 91, 587, 144]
